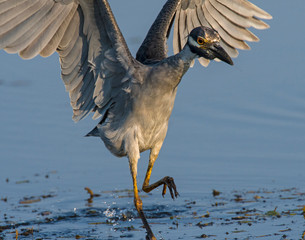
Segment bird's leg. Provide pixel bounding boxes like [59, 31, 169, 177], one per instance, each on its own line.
[142, 146, 179, 199]
[128, 155, 156, 240]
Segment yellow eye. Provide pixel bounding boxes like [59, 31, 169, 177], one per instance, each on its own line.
[197, 37, 205, 45]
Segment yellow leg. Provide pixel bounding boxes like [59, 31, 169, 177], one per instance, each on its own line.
[129, 155, 156, 240]
[142, 147, 179, 199]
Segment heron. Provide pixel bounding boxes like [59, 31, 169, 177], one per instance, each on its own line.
[0, 0, 271, 239]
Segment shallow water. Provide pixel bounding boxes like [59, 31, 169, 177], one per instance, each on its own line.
[1, 0, 305, 239]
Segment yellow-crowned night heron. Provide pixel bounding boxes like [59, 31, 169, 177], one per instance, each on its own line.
[0, 0, 271, 239]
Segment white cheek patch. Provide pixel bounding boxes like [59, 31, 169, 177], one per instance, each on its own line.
[188, 37, 201, 48]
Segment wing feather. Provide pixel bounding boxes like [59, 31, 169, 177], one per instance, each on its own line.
[209, 0, 269, 29]
[60, 37, 85, 76]
[190, 7, 202, 28]
[173, 3, 181, 54]
[0, 0, 139, 122]
[0, 0, 28, 14]
[20, 4, 75, 59]
[204, 0, 258, 42]
[69, 68, 91, 103]
[40, 4, 78, 57]
[0, 0, 37, 25]
[0, 0, 52, 50]
[202, 3, 250, 50]
[178, 8, 188, 52]
[186, 8, 195, 35]
[216, 0, 272, 19]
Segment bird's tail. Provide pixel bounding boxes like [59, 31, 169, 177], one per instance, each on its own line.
[85, 126, 99, 137]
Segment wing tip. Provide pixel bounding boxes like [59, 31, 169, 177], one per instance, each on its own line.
[259, 11, 273, 20]
[259, 14, 272, 21]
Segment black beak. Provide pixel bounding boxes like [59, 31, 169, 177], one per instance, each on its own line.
[211, 43, 234, 65]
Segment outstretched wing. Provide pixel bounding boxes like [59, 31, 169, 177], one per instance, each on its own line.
[173, 0, 272, 66]
[136, 0, 179, 64]
[0, 0, 137, 122]
[136, 0, 271, 66]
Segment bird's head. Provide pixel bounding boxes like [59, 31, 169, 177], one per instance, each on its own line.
[188, 26, 233, 65]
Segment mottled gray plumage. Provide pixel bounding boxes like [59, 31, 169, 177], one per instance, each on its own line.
[0, 0, 271, 239]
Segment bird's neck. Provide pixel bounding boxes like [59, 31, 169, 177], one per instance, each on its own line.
[175, 44, 198, 74]
[151, 44, 198, 90]
[178, 43, 198, 62]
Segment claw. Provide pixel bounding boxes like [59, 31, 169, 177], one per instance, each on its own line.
[162, 184, 167, 197]
[163, 176, 179, 200]
[142, 175, 179, 200]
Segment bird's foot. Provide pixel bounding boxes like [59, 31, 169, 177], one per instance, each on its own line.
[162, 176, 179, 200]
